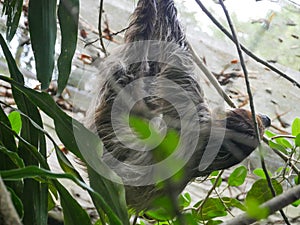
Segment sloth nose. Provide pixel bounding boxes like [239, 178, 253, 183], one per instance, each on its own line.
[259, 114, 271, 128]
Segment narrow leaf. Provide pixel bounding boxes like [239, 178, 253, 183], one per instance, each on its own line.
[4, 0, 23, 41]
[28, 0, 57, 89]
[0, 33, 48, 225]
[57, 0, 79, 94]
[0, 75, 129, 225]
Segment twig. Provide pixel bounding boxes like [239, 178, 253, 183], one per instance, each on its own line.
[217, 1, 291, 224]
[196, 170, 224, 212]
[98, 0, 107, 56]
[109, 25, 131, 37]
[194, 0, 300, 89]
[263, 136, 300, 175]
[187, 41, 237, 108]
[271, 135, 296, 140]
[221, 184, 300, 225]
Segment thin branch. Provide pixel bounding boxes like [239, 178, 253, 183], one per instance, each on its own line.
[187, 41, 237, 108]
[263, 136, 300, 175]
[98, 0, 107, 56]
[217, 1, 291, 224]
[194, 0, 300, 89]
[109, 25, 131, 37]
[221, 184, 300, 225]
[196, 170, 224, 212]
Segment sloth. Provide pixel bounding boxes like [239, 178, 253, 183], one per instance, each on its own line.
[87, 0, 271, 210]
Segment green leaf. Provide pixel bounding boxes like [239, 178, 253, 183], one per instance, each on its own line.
[196, 198, 227, 221]
[178, 192, 192, 208]
[0, 145, 24, 168]
[55, 181, 92, 225]
[246, 179, 283, 205]
[292, 118, 300, 136]
[7, 186, 24, 219]
[0, 166, 123, 225]
[3, 0, 23, 41]
[0, 75, 129, 225]
[264, 130, 276, 138]
[221, 197, 246, 211]
[294, 175, 299, 185]
[0, 33, 47, 225]
[8, 111, 22, 134]
[28, 0, 57, 89]
[228, 166, 247, 187]
[268, 140, 288, 154]
[295, 134, 300, 147]
[275, 138, 293, 149]
[57, 0, 79, 94]
[0, 100, 18, 154]
[210, 171, 222, 187]
[245, 198, 269, 220]
[253, 168, 272, 179]
[292, 199, 300, 207]
[145, 196, 174, 221]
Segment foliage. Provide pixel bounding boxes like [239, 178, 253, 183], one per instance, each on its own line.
[0, 1, 299, 225]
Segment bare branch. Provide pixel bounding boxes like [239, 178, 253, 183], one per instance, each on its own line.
[0, 177, 23, 225]
[98, 0, 107, 56]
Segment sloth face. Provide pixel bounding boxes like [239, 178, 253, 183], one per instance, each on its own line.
[197, 108, 271, 176]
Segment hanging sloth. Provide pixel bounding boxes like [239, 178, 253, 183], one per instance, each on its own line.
[86, 0, 271, 210]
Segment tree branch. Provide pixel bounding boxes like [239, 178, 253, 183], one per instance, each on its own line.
[194, 0, 300, 89]
[221, 184, 300, 225]
[0, 177, 23, 225]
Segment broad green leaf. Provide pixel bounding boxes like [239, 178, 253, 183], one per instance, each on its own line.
[246, 179, 283, 205]
[57, 0, 79, 94]
[195, 198, 227, 221]
[28, 0, 57, 89]
[292, 118, 300, 136]
[268, 140, 288, 154]
[178, 192, 192, 208]
[292, 199, 300, 207]
[210, 171, 222, 187]
[264, 130, 276, 138]
[3, 0, 23, 41]
[228, 166, 247, 186]
[253, 168, 272, 179]
[245, 198, 269, 220]
[145, 196, 174, 221]
[8, 111, 22, 134]
[295, 134, 300, 147]
[221, 197, 246, 211]
[275, 137, 293, 149]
